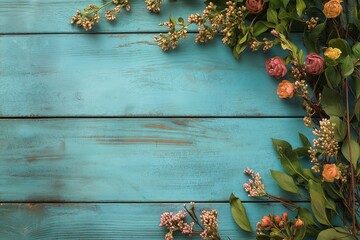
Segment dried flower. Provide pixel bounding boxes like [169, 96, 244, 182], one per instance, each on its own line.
[277, 80, 295, 99]
[243, 168, 266, 197]
[265, 56, 287, 79]
[306, 53, 325, 75]
[145, 0, 163, 13]
[313, 119, 339, 157]
[324, 47, 342, 60]
[246, 0, 264, 14]
[160, 211, 194, 239]
[200, 210, 220, 239]
[322, 164, 341, 182]
[323, 0, 343, 18]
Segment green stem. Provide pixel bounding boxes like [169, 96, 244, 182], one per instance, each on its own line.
[345, 77, 357, 236]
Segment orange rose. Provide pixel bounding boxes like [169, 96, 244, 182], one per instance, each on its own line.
[322, 164, 341, 182]
[323, 0, 342, 18]
[277, 80, 295, 99]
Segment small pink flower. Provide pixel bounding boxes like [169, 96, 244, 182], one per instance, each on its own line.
[306, 53, 325, 75]
[265, 56, 287, 79]
[246, 0, 264, 14]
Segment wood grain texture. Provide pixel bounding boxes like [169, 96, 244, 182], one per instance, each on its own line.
[0, 0, 204, 34]
[0, 203, 312, 239]
[0, 34, 303, 117]
[0, 118, 311, 202]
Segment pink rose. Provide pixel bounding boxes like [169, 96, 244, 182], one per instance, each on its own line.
[265, 56, 287, 79]
[246, 0, 264, 14]
[306, 53, 325, 75]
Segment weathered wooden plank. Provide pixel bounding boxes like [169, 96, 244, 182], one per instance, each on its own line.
[0, 0, 204, 34]
[0, 202, 311, 239]
[0, 34, 303, 117]
[0, 118, 311, 202]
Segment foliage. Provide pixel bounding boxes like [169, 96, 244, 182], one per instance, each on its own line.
[72, 0, 360, 239]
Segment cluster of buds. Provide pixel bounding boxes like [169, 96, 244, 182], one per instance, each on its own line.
[306, 17, 319, 30]
[200, 210, 220, 240]
[291, 60, 306, 81]
[71, 4, 100, 31]
[256, 213, 304, 239]
[221, 2, 246, 46]
[154, 18, 188, 51]
[145, 0, 163, 13]
[160, 211, 194, 240]
[313, 119, 339, 158]
[294, 80, 309, 97]
[71, 0, 130, 31]
[243, 168, 266, 197]
[160, 203, 221, 240]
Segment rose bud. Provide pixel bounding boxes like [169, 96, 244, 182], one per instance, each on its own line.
[294, 218, 304, 229]
[277, 80, 295, 99]
[274, 215, 281, 224]
[306, 53, 325, 75]
[261, 216, 273, 228]
[282, 212, 288, 222]
[246, 0, 264, 14]
[265, 56, 287, 79]
[322, 164, 341, 182]
[323, 0, 343, 18]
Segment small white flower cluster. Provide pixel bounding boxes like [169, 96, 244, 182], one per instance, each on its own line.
[243, 168, 266, 197]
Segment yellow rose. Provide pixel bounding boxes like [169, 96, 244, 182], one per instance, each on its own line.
[324, 47, 342, 60]
[277, 80, 295, 99]
[323, 0, 343, 18]
[322, 164, 341, 182]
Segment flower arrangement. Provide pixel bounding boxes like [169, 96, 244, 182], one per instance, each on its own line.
[71, 0, 360, 239]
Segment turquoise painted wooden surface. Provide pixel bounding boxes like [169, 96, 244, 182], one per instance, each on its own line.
[0, 203, 309, 239]
[0, 118, 310, 202]
[0, 1, 312, 239]
[0, 34, 303, 117]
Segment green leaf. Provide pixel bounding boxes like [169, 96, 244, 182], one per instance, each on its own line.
[355, 76, 360, 98]
[354, 1, 360, 31]
[329, 116, 347, 142]
[267, 7, 278, 24]
[169, 16, 177, 26]
[229, 193, 253, 232]
[270, 0, 282, 9]
[282, 0, 290, 7]
[253, 21, 269, 37]
[299, 132, 311, 148]
[328, 38, 351, 57]
[317, 227, 355, 240]
[325, 66, 341, 89]
[303, 32, 318, 53]
[233, 43, 247, 59]
[341, 55, 354, 77]
[294, 147, 309, 157]
[296, 0, 306, 16]
[298, 208, 317, 225]
[341, 138, 359, 168]
[302, 168, 317, 181]
[272, 139, 303, 176]
[352, 42, 360, 58]
[355, 99, 360, 121]
[321, 87, 344, 117]
[270, 170, 299, 193]
[309, 180, 331, 225]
